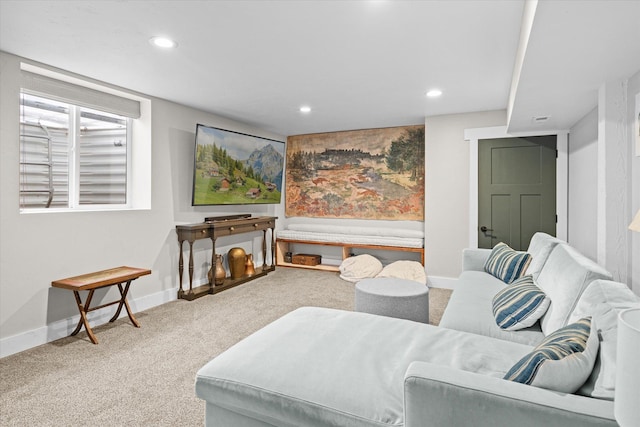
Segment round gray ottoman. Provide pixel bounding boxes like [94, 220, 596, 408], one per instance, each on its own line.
[355, 277, 429, 323]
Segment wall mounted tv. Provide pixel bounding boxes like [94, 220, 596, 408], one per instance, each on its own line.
[192, 124, 285, 206]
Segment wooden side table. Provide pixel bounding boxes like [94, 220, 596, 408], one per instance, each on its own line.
[52, 266, 151, 344]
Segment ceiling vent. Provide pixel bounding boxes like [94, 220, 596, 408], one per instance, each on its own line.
[532, 115, 550, 124]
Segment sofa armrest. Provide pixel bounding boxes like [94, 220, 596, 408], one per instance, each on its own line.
[403, 362, 616, 427]
[462, 248, 492, 271]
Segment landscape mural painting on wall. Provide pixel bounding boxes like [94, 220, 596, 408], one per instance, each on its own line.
[285, 125, 425, 220]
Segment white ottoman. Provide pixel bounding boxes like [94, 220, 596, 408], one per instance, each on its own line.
[355, 277, 429, 323]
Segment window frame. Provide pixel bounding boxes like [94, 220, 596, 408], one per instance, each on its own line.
[20, 92, 132, 212]
[18, 63, 151, 214]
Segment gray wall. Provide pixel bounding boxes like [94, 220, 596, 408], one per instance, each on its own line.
[568, 108, 598, 260]
[627, 71, 640, 292]
[0, 52, 284, 352]
[567, 69, 640, 292]
[424, 110, 507, 285]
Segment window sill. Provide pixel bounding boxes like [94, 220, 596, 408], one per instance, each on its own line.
[19, 205, 150, 214]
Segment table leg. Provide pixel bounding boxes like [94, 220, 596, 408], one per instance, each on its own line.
[188, 240, 195, 294]
[178, 238, 184, 296]
[71, 290, 99, 344]
[109, 281, 140, 328]
[210, 237, 217, 292]
[262, 230, 267, 270]
[270, 227, 276, 268]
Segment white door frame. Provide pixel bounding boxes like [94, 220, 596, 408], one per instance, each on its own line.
[464, 126, 568, 249]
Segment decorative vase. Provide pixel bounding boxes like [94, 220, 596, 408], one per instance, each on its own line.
[244, 253, 256, 276]
[214, 254, 226, 285]
[228, 247, 246, 279]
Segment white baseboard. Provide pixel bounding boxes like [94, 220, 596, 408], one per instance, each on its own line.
[427, 275, 457, 290]
[1, 275, 457, 358]
[0, 285, 181, 359]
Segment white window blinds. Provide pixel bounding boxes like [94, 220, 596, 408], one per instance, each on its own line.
[21, 71, 141, 119]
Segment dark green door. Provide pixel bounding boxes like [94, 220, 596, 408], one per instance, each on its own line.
[478, 135, 557, 250]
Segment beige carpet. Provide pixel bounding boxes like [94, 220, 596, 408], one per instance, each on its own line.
[0, 268, 451, 426]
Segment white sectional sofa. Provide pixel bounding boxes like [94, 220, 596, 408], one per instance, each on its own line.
[440, 233, 608, 346]
[195, 233, 639, 426]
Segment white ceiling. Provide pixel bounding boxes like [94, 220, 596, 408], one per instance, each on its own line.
[1, 0, 639, 137]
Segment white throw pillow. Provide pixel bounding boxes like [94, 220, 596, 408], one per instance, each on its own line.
[375, 260, 426, 285]
[504, 317, 599, 393]
[569, 280, 640, 399]
[492, 275, 550, 331]
[339, 254, 383, 282]
[483, 242, 532, 284]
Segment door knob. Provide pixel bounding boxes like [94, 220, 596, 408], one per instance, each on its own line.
[480, 226, 493, 232]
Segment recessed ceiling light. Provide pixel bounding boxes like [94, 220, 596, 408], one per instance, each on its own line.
[299, 106, 311, 113]
[149, 36, 177, 49]
[426, 89, 442, 98]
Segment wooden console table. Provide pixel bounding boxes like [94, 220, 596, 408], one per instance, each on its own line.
[51, 266, 151, 344]
[176, 215, 277, 300]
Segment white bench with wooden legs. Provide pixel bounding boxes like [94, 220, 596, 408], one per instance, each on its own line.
[276, 225, 424, 272]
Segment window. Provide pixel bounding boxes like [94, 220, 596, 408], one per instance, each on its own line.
[19, 69, 142, 211]
[20, 93, 130, 209]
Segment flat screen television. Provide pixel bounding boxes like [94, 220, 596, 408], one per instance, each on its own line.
[192, 124, 285, 206]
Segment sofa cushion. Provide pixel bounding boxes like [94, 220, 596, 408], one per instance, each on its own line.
[536, 244, 612, 335]
[440, 271, 545, 346]
[339, 254, 383, 282]
[525, 232, 563, 279]
[196, 307, 532, 427]
[484, 242, 532, 284]
[462, 247, 493, 271]
[492, 275, 550, 331]
[569, 280, 640, 400]
[504, 317, 599, 393]
[287, 223, 425, 239]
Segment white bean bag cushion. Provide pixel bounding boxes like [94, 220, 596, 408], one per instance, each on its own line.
[339, 254, 383, 282]
[375, 260, 427, 285]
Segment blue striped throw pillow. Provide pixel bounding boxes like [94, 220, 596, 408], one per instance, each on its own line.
[492, 276, 550, 330]
[504, 317, 599, 393]
[484, 242, 532, 283]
